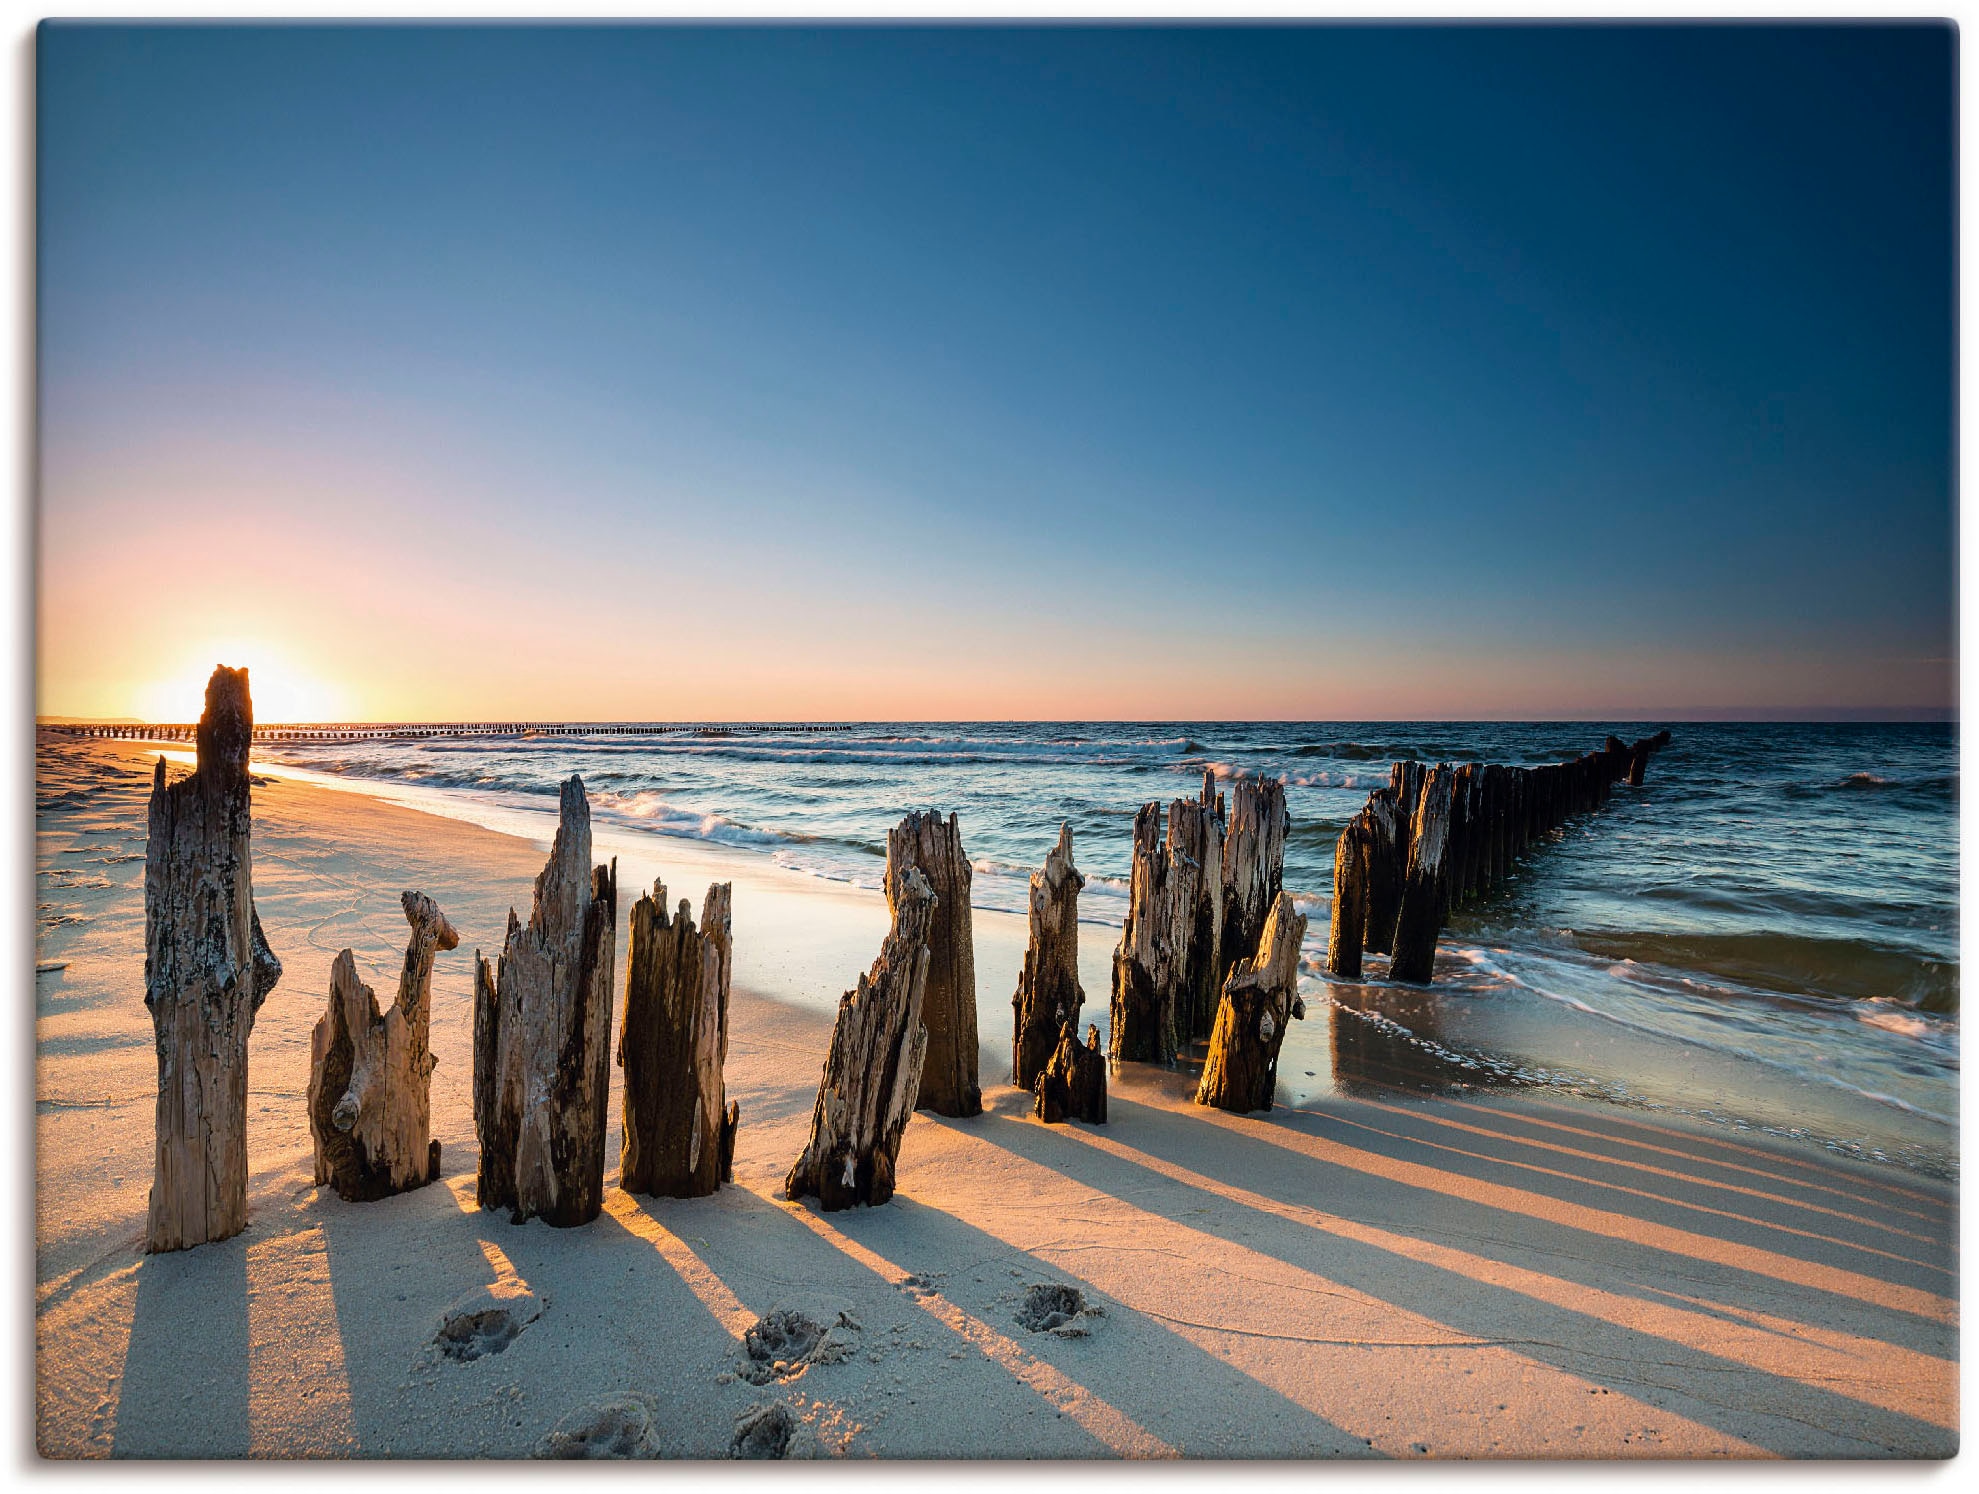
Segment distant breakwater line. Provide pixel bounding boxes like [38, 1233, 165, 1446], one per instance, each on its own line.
[44, 721, 850, 745]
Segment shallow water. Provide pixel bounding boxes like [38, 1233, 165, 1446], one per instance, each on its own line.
[216, 722, 1959, 1177]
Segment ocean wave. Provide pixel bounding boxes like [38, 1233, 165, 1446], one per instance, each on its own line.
[1454, 946, 1958, 1129]
[1566, 927, 1957, 1013]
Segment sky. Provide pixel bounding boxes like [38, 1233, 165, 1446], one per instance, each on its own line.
[37, 22, 1956, 722]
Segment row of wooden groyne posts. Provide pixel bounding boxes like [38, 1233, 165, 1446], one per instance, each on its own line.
[138, 666, 1668, 1254]
[56, 720, 855, 744]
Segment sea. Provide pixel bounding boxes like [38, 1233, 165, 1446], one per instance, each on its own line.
[251, 721, 1959, 1179]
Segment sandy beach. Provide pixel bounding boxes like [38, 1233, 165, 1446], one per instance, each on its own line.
[33, 736, 1957, 1459]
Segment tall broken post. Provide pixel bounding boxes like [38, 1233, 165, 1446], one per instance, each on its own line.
[888, 812, 981, 1118]
[619, 881, 736, 1200]
[1388, 766, 1453, 985]
[307, 891, 457, 1201]
[1325, 815, 1369, 979]
[473, 776, 618, 1227]
[785, 863, 936, 1211]
[1110, 773, 1225, 1066]
[143, 665, 283, 1253]
[1196, 892, 1309, 1114]
[1220, 774, 1289, 986]
[1012, 823, 1085, 1093]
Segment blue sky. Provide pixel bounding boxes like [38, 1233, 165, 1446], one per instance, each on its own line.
[37, 23, 1956, 720]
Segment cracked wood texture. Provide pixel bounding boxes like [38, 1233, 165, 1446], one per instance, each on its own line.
[143, 665, 283, 1253]
[785, 863, 935, 1211]
[1196, 892, 1308, 1114]
[1011, 823, 1085, 1092]
[473, 776, 618, 1227]
[1219, 774, 1289, 987]
[307, 890, 458, 1201]
[1033, 1022, 1107, 1125]
[1389, 766, 1453, 985]
[888, 812, 981, 1117]
[619, 880, 736, 1199]
[1110, 772, 1224, 1065]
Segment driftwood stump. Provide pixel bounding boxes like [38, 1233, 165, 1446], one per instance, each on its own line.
[1220, 774, 1289, 983]
[1011, 823, 1085, 1092]
[143, 665, 283, 1253]
[1033, 1023, 1107, 1124]
[785, 864, 935, 1211]
[888, 812, 981, 1118]
[1196, 892, 1308, 1114]
[307, 891, 458, 1201]
[619, 880, 736, 1199]
[1325, 818, 1369, 979]
[1110, 773, 1225, 1065]
[1389, 768, 1453, 984]
[473, 776, 618, 1227]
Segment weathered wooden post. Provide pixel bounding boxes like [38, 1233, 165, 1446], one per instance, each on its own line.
[1171, 775, 1227, 1043]
[785, 863, 935, 1211]
[307, 890, 457, 1201]
[1325, 817, 1368, 979]
[1012, 823, 1085, 1092]
[1627, 738, 1651, 787]
[1220, 773, 1288, 985]
[1362, 788, 1406, 956]
[619, 881, 736, 1200]
[888, 812, 981, 1118]
[1389, 767, 1453, 984]
[143, 665, 283, 1252]
[1110, 774, 1226, 1065]
[1195, 892, 1308, 1114]
[1033, 1022, 1107, 1125]
[473, 776, 618, 1227]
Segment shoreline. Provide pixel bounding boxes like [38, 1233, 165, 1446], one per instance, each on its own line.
[34, 736, 1958, 1458]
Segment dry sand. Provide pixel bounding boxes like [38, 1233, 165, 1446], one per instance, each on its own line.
[33, 737, 1958, 1459]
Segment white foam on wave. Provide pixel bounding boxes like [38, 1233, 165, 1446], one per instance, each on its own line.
[1456, 945, 1957, 1129]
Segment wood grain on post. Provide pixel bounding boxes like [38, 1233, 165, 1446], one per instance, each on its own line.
[307, 891, 457, 1202]
[1220, 773, 1289, 987]
[888, 812, 981, 1118]
[1169, 773, 1227, 1045]
[1389, 767, 1453, 985]
[619, 880, 735, 1200]
[1012, 823, 1084, 1093]
[1361, 789, 1405, 956]
[1196, 892, 1308, 1114]
[472, 775, 617, 1227]
[1326, 818, 1368, 979]
[143, 665, 283, 1253]
[785, 863, 935, 1211]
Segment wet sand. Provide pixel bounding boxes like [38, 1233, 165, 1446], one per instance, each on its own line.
[33, 736, 1958, 1458]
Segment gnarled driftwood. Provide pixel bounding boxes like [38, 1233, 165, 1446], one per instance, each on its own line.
[473, 776, 618, 1227]
[785, 864, 935, 1210]
[619, 880, 736, 1199]
[1012, 823, 1085, 1092]
[307, 890, 457, 1201]
[143, 665, 283, 1252]
[888, 812, 980, 1118]
[1195, 892, 1308, 1114]
[1033, 1022, 1107, 1125]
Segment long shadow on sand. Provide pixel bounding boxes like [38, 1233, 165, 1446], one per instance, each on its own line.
[676, 1177, 1379, 1459]
[112, 1239, 250, 1457]
[944, 1093, 1955, 1458]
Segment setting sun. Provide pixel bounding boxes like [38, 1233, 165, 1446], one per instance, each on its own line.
[137, 644, 349, 725]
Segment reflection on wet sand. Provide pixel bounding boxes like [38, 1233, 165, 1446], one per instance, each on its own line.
[1326, 980, 1481, 1096]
